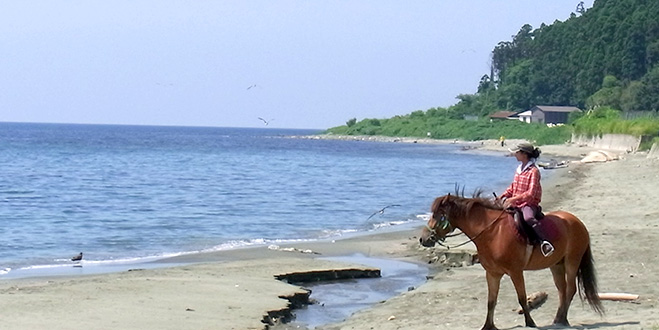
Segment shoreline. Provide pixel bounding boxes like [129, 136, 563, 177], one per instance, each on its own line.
[0, 140, 656, 329]
[0, 217, 427, 281]
[0, 133, 516, 281]
[292, 133, 609, 159]
[1, 133, 521, 281]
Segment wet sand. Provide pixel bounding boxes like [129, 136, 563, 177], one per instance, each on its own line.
[0, 141, 657, 330]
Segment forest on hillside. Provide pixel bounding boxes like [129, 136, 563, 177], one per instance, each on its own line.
[328, 0, 659, 144]
[464, 0, 659, 116]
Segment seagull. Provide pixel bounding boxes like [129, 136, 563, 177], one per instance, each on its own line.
[258, 117, 274, 126]
[367, 204, 401, 220]
[71, 252, 83, 262]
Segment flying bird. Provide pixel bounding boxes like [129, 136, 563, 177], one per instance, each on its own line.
[247, 84, 258, 90]
[71, 252, 83, 262]
[258, 117, 274, 126]
[367, 204, 401, 220]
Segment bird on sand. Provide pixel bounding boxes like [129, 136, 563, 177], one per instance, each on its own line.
[258, 117, 274, 126]
[367, 204, 401, 220]
[71, 252, 83, 262]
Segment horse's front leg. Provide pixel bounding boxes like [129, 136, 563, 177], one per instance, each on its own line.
[483, 271, 503, 330]
[509, 271, 537, 328]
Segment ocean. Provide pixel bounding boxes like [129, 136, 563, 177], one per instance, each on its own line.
[0, 122, 517, 278]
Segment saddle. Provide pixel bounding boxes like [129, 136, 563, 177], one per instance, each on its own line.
[507, 207, 547, 245]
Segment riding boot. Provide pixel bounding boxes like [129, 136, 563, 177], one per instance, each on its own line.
[526, 218, 555, 257]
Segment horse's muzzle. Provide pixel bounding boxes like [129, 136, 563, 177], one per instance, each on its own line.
[419, 236, 437, 247]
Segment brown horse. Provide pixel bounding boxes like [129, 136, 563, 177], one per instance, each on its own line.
[419, 193, 603, 330]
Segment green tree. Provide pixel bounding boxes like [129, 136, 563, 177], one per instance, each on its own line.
[619, 81, 645, 111]
[637, 65, 659, 111]
[586, 75, 623, 109]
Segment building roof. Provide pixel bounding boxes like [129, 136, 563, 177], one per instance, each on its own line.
[532, 105, 582, 113]
[489, 111, 517, 119]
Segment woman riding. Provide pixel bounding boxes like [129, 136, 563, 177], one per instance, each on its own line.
[499, 142, 554, 257]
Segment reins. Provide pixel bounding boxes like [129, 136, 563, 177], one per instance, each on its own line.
[435, 209, 507, 249]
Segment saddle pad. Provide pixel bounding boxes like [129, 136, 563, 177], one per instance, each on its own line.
[507, 213, 561, 244]
[533, 215, 560, 241]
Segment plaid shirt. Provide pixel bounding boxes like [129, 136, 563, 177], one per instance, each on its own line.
[501, 163, 542, 207]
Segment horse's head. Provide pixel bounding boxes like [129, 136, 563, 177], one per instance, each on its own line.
[419, 194, 456, 247]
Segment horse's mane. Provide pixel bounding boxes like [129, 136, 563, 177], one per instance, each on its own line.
[432, 186, 504, 220]
[455, 188, 503, 211]
[433, 186, 502, 216]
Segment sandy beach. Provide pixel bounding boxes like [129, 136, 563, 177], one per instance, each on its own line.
[313, 145, 659, 330]
[1, 141, 657, 330]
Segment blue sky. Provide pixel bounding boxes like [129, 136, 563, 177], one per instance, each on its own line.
[1, 1, 593, 129]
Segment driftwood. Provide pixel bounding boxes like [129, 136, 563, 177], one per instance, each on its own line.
[513, 291, 640, 314]
[516, 291, 548, 314]
[598, 293, 639, 301]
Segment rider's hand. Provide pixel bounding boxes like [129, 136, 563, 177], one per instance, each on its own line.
[503, 197, 514, 209]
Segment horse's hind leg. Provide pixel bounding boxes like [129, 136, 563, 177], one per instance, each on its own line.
[482, 271, 503, 330]
[509, 271, 537, 328]
[559, 258, 581, 326]
[550, 263, 570, 326]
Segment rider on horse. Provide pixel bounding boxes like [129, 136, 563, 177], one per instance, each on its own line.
[499, 142, 555, 257]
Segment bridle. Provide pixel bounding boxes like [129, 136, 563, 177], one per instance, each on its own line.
[425, 212, 466, 248]
[426, 209, 507, 249]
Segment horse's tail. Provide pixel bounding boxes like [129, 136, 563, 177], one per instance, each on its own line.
[577, 245, 604, 315]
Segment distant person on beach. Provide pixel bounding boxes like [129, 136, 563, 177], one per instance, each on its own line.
[498, 143, 554, 257]
[499, 135, 506, 147]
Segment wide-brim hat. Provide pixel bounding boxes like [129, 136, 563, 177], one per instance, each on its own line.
[509, 143, 535, 154]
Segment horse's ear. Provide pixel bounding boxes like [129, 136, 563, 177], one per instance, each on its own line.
[431, 197, 442, 213]
[431, 194, 450, 212]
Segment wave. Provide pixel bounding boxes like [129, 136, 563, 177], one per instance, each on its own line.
[0, 214, 429, 280]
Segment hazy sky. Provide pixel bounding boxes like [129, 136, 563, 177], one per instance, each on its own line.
[1, 1, 593, 129]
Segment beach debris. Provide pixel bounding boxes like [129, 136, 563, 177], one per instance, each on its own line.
[598, 292, 639, 301]
[516, 291, 548, 314]
[424, 250, 478, 268]
[275, 268, 380, 283]
[580, 150, 619, 163]
[267, 245, 321, 255]
[185, 308, 195, 312]
[367, 204, 401, 220]
[388, 315, 396, 321]
[71, 252, 83, 262]
[538, 159, 569, 169]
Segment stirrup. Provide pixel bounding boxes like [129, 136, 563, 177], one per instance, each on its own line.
[541, 241, 555, 257]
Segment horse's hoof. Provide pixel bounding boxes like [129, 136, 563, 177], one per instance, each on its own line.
[480, 323, 499, 330]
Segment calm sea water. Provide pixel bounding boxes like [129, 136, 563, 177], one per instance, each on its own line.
[0, 122, 517, 277]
